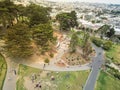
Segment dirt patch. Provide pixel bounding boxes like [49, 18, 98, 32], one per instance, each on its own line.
[62, 52, 89, 66]
[24, 77, 35, 90]
[90, 49, 96, 57]
[56, 61, 66, 67]
[26, 31, 67, 65]
[53, 31, 64, 42]
[40, 71, 49, 78]
[22, 41, 58, 64]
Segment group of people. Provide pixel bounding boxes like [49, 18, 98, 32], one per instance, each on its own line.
[35, 82, 42, 89]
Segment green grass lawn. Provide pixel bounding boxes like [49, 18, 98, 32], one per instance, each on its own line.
[0, 54, 7, 90]
[17, 64, 90, 90]
[106, 44, 120, 64]
[95, 71, 120, 90]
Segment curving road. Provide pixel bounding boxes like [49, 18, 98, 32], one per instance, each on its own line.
[83, 44, 104, 90]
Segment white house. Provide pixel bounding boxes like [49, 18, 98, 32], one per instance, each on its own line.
[114, 27, 120, 36]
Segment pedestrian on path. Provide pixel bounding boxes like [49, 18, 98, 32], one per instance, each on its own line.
[43, 64, 45, 69]
[14, 70, 16, 75]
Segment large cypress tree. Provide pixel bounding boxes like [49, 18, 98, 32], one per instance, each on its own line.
[25, 4, 51, 27]
[56, 11, 78, 31]
[5, 23, 33, 58]
[32, 23, 53, 52]
[0, 0, 18, 28]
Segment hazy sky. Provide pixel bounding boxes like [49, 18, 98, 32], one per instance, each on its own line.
[47, 0, 120, 4]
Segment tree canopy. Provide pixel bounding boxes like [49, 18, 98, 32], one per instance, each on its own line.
[32, 23, 54, 52]
[69, 30, 92, 57]
[0, 1, 51, 28]
[0, 0, 18, 27]
[69, 31, 79, 52]
[98, 24, 115, 38]
[5, 23, 33, 58]
[56, 11, 78, 31]
[0, 0, 55, 58]
[25, 4, 51, 27]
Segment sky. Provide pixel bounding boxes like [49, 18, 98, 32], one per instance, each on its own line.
[47, 0, 120, 4]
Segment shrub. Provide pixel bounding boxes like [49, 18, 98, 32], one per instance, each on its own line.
[44, 58, 50, 64]
[91, 37, 112, 50]
[103, 41, 112, 50]
[91, 37, 103, 47]
[49, 53, 54, 58]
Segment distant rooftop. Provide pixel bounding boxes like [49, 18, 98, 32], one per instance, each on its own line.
[114, 27, 120, 35]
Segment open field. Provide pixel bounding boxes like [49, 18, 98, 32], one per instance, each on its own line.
[0, 54, 7, 90]
[95, 71, 120, 90]
[106, 44, 120, 64]
[17, 64, 90, 90]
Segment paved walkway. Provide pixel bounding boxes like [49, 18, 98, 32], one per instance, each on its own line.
[24, 62, 90, 71]
[83, 44, 104, 90]
[2, 54, 19, 90]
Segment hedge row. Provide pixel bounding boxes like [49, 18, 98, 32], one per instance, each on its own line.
[91, 37, 112, 50]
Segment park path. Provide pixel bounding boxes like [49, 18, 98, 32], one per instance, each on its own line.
[2, 53, 19, 90]
[83, 44, 104, 90]
[23, 62, 90, 71]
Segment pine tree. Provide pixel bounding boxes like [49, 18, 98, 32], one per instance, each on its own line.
[5, 23, 33, 58]
[32, 23, 53, 52]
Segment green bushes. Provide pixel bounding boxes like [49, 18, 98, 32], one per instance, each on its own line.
[44, 58, 50, 64]
[91, 37, 112, 50]
[103, 41, 112, 50]
[49, 53, 54, 58]
[91, 37, 103, 47]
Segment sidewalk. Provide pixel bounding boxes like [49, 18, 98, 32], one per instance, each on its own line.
[2, 54, 19, 90]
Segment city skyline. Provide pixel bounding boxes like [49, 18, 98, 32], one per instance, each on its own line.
[47, 0, 120, 4]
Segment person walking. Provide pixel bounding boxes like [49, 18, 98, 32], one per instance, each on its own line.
[14, 70, 16, 75]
